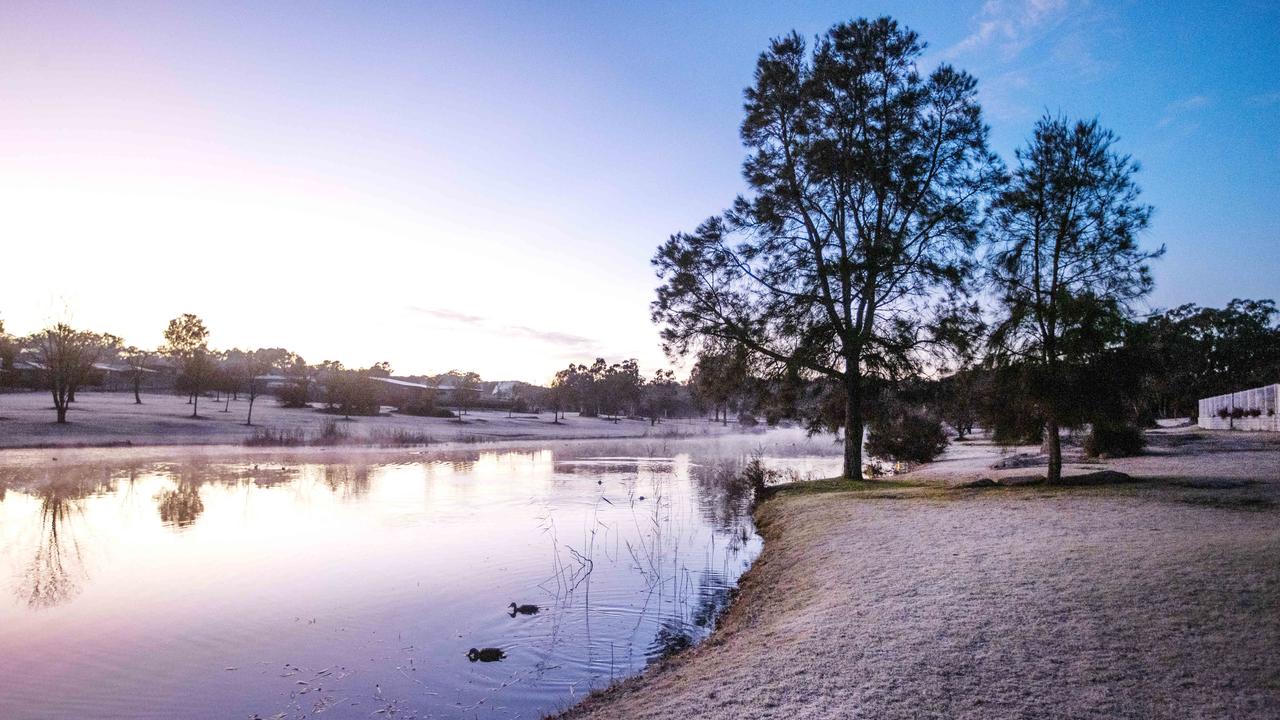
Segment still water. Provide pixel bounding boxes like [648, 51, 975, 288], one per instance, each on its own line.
[0, 431, 840, 720]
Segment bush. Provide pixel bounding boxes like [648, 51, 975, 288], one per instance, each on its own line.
[276, 381, 310, 408]
[1216, 407, 1230, 419]
[1230, 407, 1245, 419]
[866, 411, 948, 465]
[1084, 422, 1144, 458]
[400, 399, 455, 418]
[1247, 408, 1262, 418]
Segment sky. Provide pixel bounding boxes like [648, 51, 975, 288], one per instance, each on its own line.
[0, 0, 1276, 383]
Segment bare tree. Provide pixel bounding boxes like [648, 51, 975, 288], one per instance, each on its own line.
[29, 324, 114, 423]
[244, 348, 293, 426]
[120, 346, 153, 404]
[652, 18, 998, 478]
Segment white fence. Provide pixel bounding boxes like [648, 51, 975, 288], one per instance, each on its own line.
[1198, 384, 1279, 431]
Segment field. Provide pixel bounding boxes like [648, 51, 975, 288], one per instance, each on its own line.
[0, 390, 734, 450]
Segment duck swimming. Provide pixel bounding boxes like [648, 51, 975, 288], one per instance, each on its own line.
[467, 647, 505, 662]
[508, 602, 539, 616]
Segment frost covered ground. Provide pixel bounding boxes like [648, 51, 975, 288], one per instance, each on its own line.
[0, 390, 736, 449]
[561, 428, 1280, 719]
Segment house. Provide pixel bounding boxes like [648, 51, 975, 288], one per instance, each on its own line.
[1197, 384, 1279, 431]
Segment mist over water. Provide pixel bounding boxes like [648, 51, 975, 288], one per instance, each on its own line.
[0, 431, 841, 720]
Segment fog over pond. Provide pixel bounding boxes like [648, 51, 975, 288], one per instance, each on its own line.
[0, 430, 840, 720]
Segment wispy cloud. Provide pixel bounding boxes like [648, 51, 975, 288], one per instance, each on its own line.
[1246, 91, 1280, 108]
[505, 325, 595, 350]
[943, 0, 1072, 60]
[1158, 95, 1211, 129]
[406, 306, 485, 324]
[405, 305, 598, 351]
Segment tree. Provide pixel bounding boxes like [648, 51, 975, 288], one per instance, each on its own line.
[29, 324, 115, 423]
[162, 313, 211, 418]
[689, 346, 751, 425]
[243, 348, 293, 426]
[652, 18, 998, 479]
[1137, 300, 1280, 418]
[601, 359, 642, 421]
[549, 365, 579, 423]
[988, 116, 1160, 483]
[120, 346, 153, 404]
[642, 369, 679, 425]
[0, 319, 15, 393]
[443, 370, 480, 421]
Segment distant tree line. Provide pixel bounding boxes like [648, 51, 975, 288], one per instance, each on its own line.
[548, 358, 689, 425]
[0, 315, 708, 429]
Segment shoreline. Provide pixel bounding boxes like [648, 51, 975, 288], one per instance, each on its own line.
[0, 390, 756, 457]
[554, 429, 1280, 719]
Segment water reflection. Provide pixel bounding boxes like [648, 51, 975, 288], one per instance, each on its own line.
[19, 484, 86, 609]
[156, 481, 204, 528]
[0, 431, 838, 720]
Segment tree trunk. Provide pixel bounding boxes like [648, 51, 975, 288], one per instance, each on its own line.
[1045, 417, 1062, 484]
[133, 376, 142, 404]
[843, 373, 863, 480]
[53, 389, 68, 424]
[192, 392, 199, 418]
[246, 395, 256, 426]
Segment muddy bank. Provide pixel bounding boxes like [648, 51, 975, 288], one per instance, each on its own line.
[557, 431, 1280, 719]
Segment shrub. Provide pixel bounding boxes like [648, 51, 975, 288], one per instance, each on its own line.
[400, 399, 455, 418]
[1084, 422, 1144, 458]
[1230, 407, 1245, 419]
[1216, 407, 1230, 419]
[737, 412, 759, 427]
[244, 427, 307, 446]
[1247, 408, 1262, 418]
[276, 380, 311, 408]
[866, 411, 948, 465]
[315, 417, 350, 444]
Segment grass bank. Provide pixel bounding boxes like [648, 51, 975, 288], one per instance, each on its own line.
[556, 429, 1280, 719]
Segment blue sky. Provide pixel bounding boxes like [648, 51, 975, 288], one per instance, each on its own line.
[0, 1, 1276, 381]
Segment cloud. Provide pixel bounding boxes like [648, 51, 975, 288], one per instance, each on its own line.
[1246, 91, 1280, 108]
[944, 0, 1072, 60]
[405, 305, 598, 351]
[1158, 95, 1211, 128]
[406, 306, 485, 324]
[505, 325, 595, 350]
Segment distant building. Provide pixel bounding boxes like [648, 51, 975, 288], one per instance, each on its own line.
[1198, 384, 1279, 431]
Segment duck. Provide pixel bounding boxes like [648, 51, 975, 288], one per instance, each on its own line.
[467, 647, 505, 662]
[508, 602, 539, 616]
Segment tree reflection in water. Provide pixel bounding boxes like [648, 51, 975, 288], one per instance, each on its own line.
[156, 482, 204, 528]
[15, 476, 103, 610]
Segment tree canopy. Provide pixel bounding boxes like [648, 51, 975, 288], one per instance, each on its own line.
[653, 17, 999, 478]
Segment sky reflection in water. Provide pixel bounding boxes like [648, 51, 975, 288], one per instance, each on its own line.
[0, 433, 841, 719]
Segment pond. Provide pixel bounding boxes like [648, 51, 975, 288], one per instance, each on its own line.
[0, 430, 841, 720]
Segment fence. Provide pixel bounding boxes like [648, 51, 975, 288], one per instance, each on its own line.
[1197, 384, 1279, 431]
